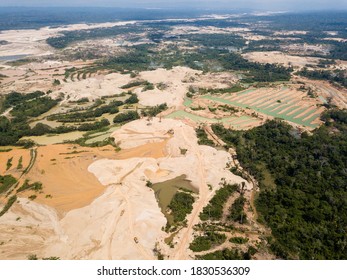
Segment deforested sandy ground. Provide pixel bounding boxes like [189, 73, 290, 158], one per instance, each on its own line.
[0, 59, 94, 94]
[0, 21, 137, 58]
[110, 118, 250, 259]
[46, 66, 237, 107]
[243, 51, 320, 68]
[295, 78, 347, 109]
[0, 198, 59, 259]
[0, 148, 31, 177]
[20, 144, 119, 214]
[55, 72, 133, 102]
[0, 118, 249, 260]
[136, 67, 238, 107]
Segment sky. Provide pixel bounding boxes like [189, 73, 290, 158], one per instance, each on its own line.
[0, 0, 346, 11]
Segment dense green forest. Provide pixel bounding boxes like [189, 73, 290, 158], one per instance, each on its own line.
[10, 97, 58, 118]
[212, 109, 347, 259]
[47, 100, 122, 122]
[181, 33, 245, 49]
[1, 91, 45, 111]
[92, 42, 292, 83]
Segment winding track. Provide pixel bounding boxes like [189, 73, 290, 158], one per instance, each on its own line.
[170, 127, 210, 260]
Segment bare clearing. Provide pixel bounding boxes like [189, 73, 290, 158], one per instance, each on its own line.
[0, 118, 249, 259]
[243, 51, 320, 68]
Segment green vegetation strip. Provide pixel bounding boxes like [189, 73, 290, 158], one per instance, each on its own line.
[200, 184, 238, 221]
[0, 195, 17, 217]
[0, 175, 17, 194]
[189, 232, 226, 252]
[228, 195, 247, 224]
[196, 247, 257, 260]
[16, 180, 42, 193]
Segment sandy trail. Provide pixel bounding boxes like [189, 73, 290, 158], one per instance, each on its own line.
[169, 125, 209, 260]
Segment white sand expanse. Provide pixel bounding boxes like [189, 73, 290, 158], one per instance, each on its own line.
[136, 67, 238, 107]
[0, 21, 137, 58]
[0, 118, 249, 259]
[136, 67, 200, 107]
[55, 72, 133, 102]
[49, 66, 237, 106]
[243, 51, 320, 68]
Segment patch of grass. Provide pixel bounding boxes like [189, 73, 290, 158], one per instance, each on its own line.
[197, 246, 257, 260]
[196, 126, 214, 146]
[17, 156, 23, 169]
[146, 180, 153, 188]
[28, 195, 37, 200]
[0, 175, 17, 194]
[6, 157, 13, 170]
[179, 148, 188, 155]
[200, 183, 238, 221]
[113, 111, 140, 124]
[142, 83, 155, 91]
[141, 103, 168, 117]
[121, 80, 146, 89]
[27, 254, 38, 260]
[229, 195, 247, 224]
[190, 232, 227, 252]
[168, 192, 195, 224]
[230, 236, 249, 244]
[124, 93, 139, 104]
[42, 256, 60, 260]
[16, 180, 42, 193]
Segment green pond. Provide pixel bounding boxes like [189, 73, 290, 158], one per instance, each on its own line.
[183, 98, 193, 107]
[166, 110, 237, 124]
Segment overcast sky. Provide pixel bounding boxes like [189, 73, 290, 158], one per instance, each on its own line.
[0, 0, 346, 11]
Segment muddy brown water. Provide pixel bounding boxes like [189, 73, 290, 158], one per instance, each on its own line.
[151, 175, 198, 225]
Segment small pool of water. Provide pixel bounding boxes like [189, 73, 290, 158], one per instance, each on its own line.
[151, 175, 197, 225]
[0, 54, 28, 62]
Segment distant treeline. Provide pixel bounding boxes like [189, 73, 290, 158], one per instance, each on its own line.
[97, 46, 292, 83]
